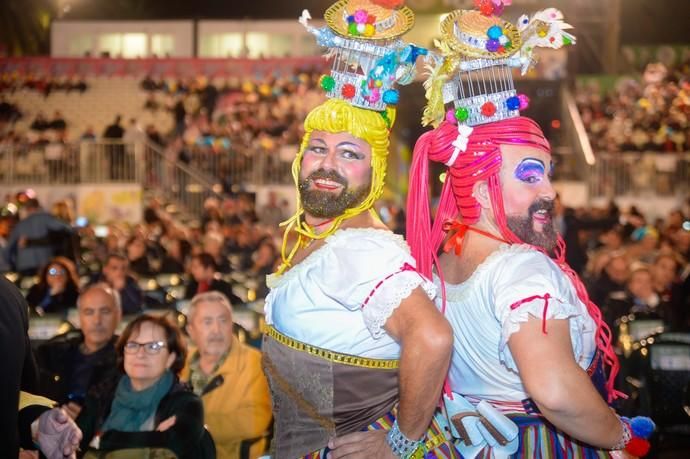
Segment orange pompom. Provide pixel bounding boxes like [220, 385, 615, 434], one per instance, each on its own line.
[371, 0, 405, 9]
[625, 437, 651, 457]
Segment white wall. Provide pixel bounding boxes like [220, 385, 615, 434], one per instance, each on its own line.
[51, 20, 194, 57]
[197, 19, 326, 58]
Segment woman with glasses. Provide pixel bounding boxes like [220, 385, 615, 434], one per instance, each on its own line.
[26, 256, 80, 316]
[76, 314, 214, 458]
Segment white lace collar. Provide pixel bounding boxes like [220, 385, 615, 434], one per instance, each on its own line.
[435, 244, 535, 301]
[267, 227, 408, 290]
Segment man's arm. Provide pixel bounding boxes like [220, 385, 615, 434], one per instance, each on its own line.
[329, 287, 452, 458]
[509, 317, 623, 448]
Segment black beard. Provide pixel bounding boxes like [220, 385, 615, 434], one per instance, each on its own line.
[506, 199, 558, 251]
[298, 169, 371, 218]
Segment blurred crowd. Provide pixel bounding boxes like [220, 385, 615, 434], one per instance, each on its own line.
[557, 196, 690, 335]
[141, 70, 325, 185]
[0, 190, 285, 316]
[576, 61, 690, 153]
[0, 74, 89, 98]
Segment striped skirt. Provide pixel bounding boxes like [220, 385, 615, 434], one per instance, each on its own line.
[301, 409, 459, 459]
[475, 414, 613, 459]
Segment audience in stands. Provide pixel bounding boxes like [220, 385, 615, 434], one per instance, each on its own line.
[76, 314, 214, 458]
[182, 292, 271, 459]
[35, 284, 121, 419]
[576, 60, 690, 153]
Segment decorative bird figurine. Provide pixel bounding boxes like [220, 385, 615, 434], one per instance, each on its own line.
[516, 8, 576, 74]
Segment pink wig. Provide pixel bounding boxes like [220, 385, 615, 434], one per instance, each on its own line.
[407, 116, 622, 402]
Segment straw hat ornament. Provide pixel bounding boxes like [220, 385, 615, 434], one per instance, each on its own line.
[299, 0, 427, 113]
[423, 0, 576, 127]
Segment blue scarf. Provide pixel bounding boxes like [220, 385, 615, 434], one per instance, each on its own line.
[101, 370, 174, 432]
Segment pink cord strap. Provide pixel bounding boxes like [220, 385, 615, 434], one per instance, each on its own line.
[361, 262, 417, 309]
[510, 293, 552, 334]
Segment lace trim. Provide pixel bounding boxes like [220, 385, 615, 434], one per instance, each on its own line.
[437, 244, 535, 302]
[265, 228, 412, 322]
[364, 271, 437, 339]
[498, 295, 586, 372]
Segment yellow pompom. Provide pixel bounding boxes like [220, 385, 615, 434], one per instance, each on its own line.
[364, 24, 375, 37]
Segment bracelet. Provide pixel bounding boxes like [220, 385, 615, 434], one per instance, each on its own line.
[611, 416, 655, 457]
[386, 420, 423, 458]
[611, 417, 632, 450]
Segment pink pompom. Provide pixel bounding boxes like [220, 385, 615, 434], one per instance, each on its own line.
[518, 93, 530, 110]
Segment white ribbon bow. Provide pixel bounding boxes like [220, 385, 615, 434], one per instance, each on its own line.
[446, 124, 474, 167]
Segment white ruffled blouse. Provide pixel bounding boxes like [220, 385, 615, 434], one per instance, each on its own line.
[265, 228, 436, 360]
[436, 244, 597, 402]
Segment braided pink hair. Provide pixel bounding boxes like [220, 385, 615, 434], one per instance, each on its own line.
[407, 116, 623, 402]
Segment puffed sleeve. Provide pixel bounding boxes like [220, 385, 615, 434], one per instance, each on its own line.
[491, 251, 588, 372]
[312, 231, 436, 338]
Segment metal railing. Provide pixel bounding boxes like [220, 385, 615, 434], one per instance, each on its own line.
[0, 140, 224, 218]
[186, 144, 295, 186]
[142, 142, 224, 217]
[0, 141, 140, 184]
[588, 151, 690, 198]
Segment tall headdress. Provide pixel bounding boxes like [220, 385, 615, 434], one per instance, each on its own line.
[300, 0, 426, 114]
[274, 0, 427, 275]
[423, 0, 575, 127]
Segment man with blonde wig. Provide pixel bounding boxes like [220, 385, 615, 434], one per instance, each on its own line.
[262, 1, 454, 457]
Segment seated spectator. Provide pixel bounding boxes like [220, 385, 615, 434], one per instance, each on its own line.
[203, 231, 231, 272]
[30, 112, 50, 131]
[80, 126, 96, 141]
[126, 236, 153, 277]
[588, 252, 629, 307]
[185, 253, 242, 306]
[159, 237, 190, 274]
[49, 110, 67, 131]
[35, 284, 120, 419]
[604, 265, 669, 331]
[182, 292, 271, 459]
[91, 253, 143, 315]
[25, 257, 80, 315]
[76, 314, 214, 458]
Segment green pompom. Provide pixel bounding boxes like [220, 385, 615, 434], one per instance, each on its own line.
[455, 107, 469, 122]
[320, 75, 335, 92]
[348, 22, 359, 36]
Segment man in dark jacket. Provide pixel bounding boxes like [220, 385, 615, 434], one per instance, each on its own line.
[184, 253, 243, 306]
[36, 284, 121, 419]
[5, 198, 73, 275]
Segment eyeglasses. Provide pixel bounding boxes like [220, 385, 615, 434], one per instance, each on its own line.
[124, 341, 167, 355]
[48, 267, 66, 276]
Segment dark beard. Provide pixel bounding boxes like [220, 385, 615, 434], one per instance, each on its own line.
[506, 199, 558, 251]
[298, 169, 371, 218]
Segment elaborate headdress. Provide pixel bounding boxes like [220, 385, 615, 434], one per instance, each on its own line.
[275, 0, 427, 274]
[407, 1, 622, 402]
[423, 0, 575, 127]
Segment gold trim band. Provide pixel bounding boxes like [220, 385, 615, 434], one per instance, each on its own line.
[265, 325, 399, 370]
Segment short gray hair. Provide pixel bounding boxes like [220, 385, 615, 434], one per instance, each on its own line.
[77, 282, 122, 313]
[188, 291, 233, 322]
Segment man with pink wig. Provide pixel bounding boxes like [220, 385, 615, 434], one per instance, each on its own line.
[406, 1, 654, 457]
